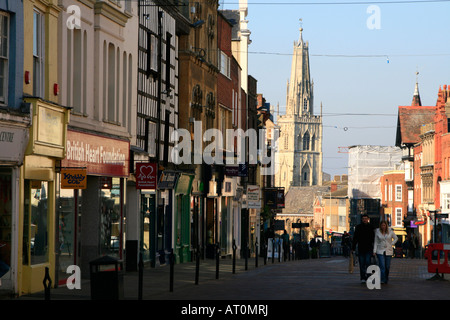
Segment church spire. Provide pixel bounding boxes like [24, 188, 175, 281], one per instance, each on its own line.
[412, 71, 422, 106]
[298, 19, 303, 45]
[286, 22, 312, 117]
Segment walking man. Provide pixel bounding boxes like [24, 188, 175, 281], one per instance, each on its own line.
[351, 214, 375, 283]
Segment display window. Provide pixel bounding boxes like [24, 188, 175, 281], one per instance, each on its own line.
[23, 179, 49, 265]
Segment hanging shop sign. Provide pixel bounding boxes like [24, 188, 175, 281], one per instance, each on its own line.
[247, 185, 261, 209]
[62, 129, 129, 177]
[224, 166, 239, 177]
[136, 163, 157, 190]
[222, 177, 236, 197]
[175, 174, 194, 195]
[207, 176, 218, 198]
[158, 171, 179, 189]
[61, 168, 87, 189]
[277, 188, 285, 209]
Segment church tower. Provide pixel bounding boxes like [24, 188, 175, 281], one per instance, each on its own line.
[276, 25, 323, 192]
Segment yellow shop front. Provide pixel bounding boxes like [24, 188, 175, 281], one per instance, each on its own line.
[19, 97, 69, 295]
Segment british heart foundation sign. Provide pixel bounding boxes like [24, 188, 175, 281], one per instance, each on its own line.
[136, 163, 157, 189]
[62, 129, 129, 177]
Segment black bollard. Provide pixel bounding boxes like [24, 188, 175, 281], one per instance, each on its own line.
[138, 252, 143, 300]
[278, 241, 281, 262]
[169, 249, 174, 292]
[195, 245, 200, 285]
[43, 266, 52, 300]
[264, 242, 267, 265]
[245, 242, 248, 271]
[271, 239, 274, 263]
[232, 239, 237, 274]
[255, 238, 258, 268]
[215, 243, 220, 279]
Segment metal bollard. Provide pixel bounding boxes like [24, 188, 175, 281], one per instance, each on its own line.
[264, 242, 267, 265]
[169, 249, 174, 292]
[245, 242, 248, 271]
[271, 239, 275, 264]
[195, 245, 200, 285]
[138, 252, 143, 300]
[232, 239, 237, 274]
[278, 241, 281, 263]
[215, 243, 220, 279]
[43, 267, 52, 300]
[255, 238, 258, 268]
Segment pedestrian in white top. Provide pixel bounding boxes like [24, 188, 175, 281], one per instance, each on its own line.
[373, 220, 398, 284]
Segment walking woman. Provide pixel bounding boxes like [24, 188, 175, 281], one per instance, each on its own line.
[373, 221, 398, 284]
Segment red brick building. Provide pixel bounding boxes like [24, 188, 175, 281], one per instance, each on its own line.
[380, 170, 408, 240]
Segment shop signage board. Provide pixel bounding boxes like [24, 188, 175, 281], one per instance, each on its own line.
[136, 163, 157, 190]
[175, 174, 194, 195]
[246, 185, 261, 209]
[0, 125, 29, 164]
[158, 171, 179, 189]
[62, 129, 129, 177]
[61, 168, 87, 189]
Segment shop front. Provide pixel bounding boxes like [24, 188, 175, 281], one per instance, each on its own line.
[59, 129, 129, 280]
[0, 117, 30, 295]
[20, 98, 69, 295]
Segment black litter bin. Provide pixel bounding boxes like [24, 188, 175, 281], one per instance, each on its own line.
[90, 255, 124, 300]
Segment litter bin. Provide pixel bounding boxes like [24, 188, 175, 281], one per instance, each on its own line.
[90, 255, 124, 300]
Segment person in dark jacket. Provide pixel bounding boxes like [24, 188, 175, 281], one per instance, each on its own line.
[351, 214, 375, 283]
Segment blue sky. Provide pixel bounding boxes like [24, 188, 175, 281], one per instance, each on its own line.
[219, 0, 450, 177]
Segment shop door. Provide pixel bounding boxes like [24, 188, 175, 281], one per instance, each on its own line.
[56, 189, 80, 286]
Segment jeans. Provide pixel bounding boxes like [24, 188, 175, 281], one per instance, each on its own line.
[0, 259, 9, 278]
[358, 252, 372, 280]
[376, 253, 391, 283]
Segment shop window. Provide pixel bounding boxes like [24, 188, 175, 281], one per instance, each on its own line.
[23, 180, 49, 265]
[0, 169, 11, 279]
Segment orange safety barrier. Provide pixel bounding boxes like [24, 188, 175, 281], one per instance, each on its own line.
[425, 243, 450, 275]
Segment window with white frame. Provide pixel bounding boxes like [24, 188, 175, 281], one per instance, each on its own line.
[395, 184, 402, 201]
[0, 12, 8, 104]
[389, 184, 392, 201]
[33, 9, 45, 98]
[395, 208, 402, 227]
[442, 193, 450, 212]
[219, 50, 230, 78]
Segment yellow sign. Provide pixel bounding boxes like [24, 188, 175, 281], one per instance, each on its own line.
[61, 169, 87, 189]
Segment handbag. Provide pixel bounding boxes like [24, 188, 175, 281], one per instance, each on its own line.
[370, 254, 378, 265]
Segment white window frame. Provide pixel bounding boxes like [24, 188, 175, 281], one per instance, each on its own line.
[33, 9, 45, 98]
[0, 12, 9, 105]
[395, 207, 402, 227]
[218, 50, 230, 78]
[395, 184, 402, 201]
[442, 193, 450, 213]
[389, 184, 392, 202]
